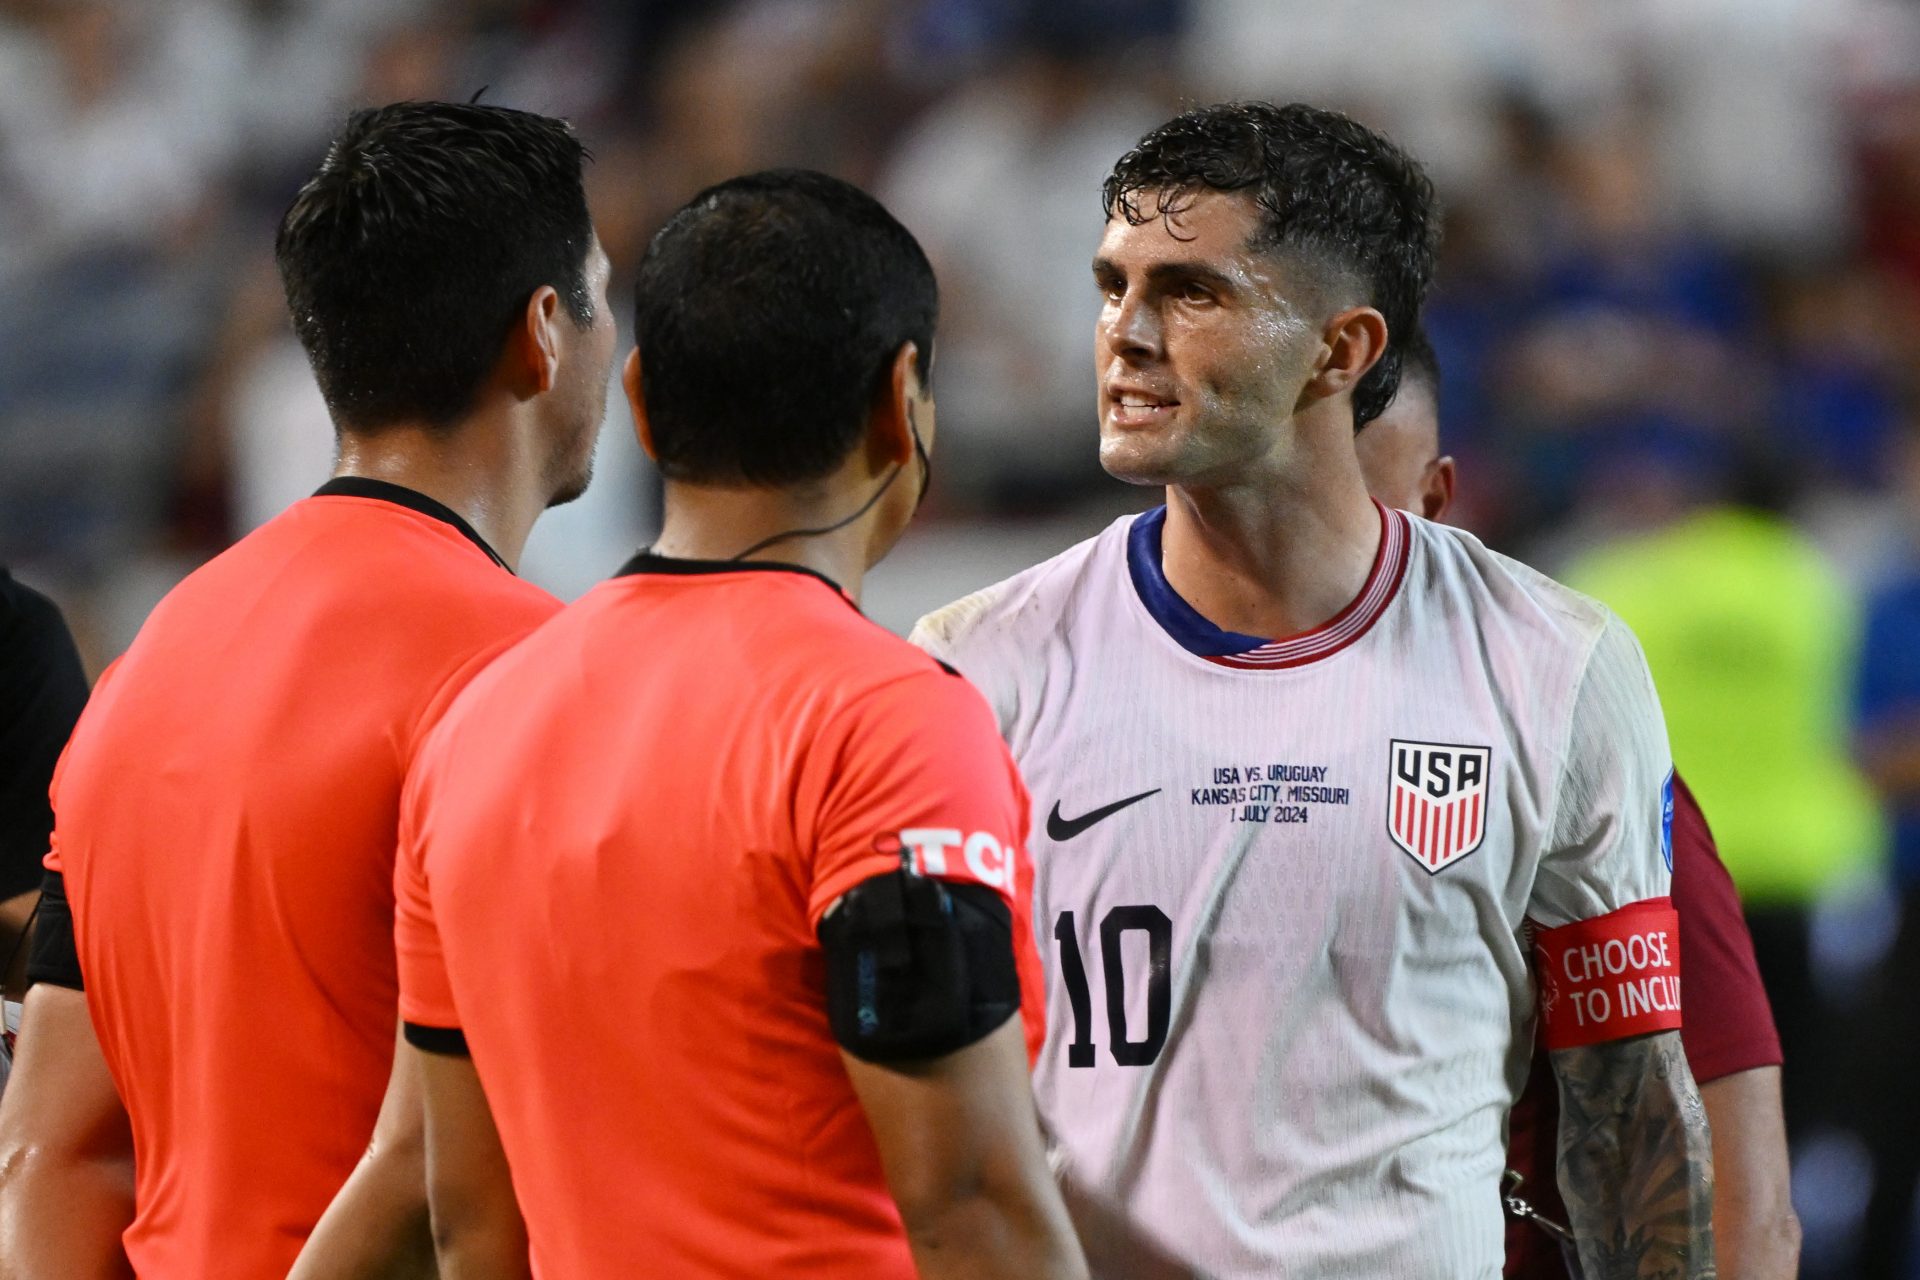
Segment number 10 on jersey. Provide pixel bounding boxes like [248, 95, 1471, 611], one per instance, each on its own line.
[1053, 907, 1172, 1067]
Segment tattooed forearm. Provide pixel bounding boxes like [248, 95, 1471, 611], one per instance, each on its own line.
[1551, 1030, 1715, 1279]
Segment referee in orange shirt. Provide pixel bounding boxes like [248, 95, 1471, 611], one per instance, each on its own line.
[0, 102, 614, 1278]
[364, 171, 1086, 1278]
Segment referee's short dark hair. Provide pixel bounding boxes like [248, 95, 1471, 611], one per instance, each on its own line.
[633, 169, 938, 487]
[276, 101, 595, 434]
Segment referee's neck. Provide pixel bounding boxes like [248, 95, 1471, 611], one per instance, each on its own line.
[330, 420, 555, 573]
[649, 476, 891, 603]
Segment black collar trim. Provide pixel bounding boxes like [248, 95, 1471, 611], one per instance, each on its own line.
[313, 477, 512, 572]
[615, 550, 854, 609]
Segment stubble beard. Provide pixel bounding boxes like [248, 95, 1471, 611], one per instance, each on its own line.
[543, 398, 604, 509]
[545, 455, 594, 508]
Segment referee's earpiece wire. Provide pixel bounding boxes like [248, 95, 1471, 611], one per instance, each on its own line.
[907, 402, 931, 513]
[725, 412, 930, 563]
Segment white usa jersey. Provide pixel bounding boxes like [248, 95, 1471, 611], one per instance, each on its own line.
[911, 502, 1674, 1280]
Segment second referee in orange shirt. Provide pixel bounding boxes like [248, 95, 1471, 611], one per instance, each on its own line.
[319, 170, 1088, 1277]
[0, 101, 610, 1277]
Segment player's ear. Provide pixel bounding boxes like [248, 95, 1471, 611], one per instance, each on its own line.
[1305, 307, 1389, 402]
[623, 348, 658, 461]
[863, 341, 919, 475]
[1422, 455, 1456, 522]
[516, 285, 565, 397]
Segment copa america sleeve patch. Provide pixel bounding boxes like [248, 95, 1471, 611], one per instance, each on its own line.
[1532, 898, 1682, 1050]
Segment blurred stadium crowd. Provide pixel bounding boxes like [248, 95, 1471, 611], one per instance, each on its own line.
[4, 0, 1920, 1273]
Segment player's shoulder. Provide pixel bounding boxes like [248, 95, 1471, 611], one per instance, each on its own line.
[809, 577, 983, 703]
[299, 495, 561, 632]
[426, 562, 561, 634]
[161, 498, 560, 692]
[911, 516, 1128, 666]
[1408, 515, 1621, 658]
[589, 559, 977, 713]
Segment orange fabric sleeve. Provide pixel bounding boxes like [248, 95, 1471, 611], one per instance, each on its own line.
[805, 666, 1045, 1063]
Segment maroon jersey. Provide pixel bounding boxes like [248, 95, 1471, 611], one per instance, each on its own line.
[1505, 771, 1782, 1278]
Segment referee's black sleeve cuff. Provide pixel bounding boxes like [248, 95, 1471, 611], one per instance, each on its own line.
[403, 1021, 470, 1056]
[25, 868, 83, 991]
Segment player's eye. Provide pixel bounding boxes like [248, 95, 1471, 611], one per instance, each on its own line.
[1095, 275, 1125, 301]
[1179, 281, 1216, 305]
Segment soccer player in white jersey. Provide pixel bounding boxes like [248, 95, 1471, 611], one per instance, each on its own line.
[912, 102, 1715, 1280]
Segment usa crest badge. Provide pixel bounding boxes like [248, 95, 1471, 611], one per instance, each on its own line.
[1388, 739, 1492, 873]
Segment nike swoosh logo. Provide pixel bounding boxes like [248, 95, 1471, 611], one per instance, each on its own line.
[1046, 789, 1161, 842]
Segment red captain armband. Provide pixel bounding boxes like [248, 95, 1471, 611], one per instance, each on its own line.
[1531, 898, 1683, 1051]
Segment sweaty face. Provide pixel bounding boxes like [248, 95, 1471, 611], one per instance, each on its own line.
[545, 236, 619, 507]
[1092, 191, 1322, 488]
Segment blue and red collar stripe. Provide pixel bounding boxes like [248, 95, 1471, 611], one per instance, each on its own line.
[1127, 500, 1411, 670]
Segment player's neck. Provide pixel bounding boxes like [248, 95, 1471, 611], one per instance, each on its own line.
[1159, 455, 1380, 640]
[332, 417, 553, 571]
[650, 481, 876, 603]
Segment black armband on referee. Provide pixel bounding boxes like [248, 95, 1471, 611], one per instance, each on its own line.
[26, 868, 84, 991]
[819, 867, 1019, 1063]
[402, 1022, 470, 1056]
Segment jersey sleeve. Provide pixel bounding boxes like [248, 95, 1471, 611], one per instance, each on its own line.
[1529, 613, 1681, 1050]
[395, 635, 543, 1055]
[0, 580, 89, 898]
[394, 767, 460, 1039]
[905, 609, 959, 667]
[1669, 773, 1782, 1080]
[909, 595, 1020, 738]
[402, 630, 539, 766]
[802, 664, 1044, 1060]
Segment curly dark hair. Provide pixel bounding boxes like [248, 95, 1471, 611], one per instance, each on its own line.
[1103, 101, 1441, 429]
